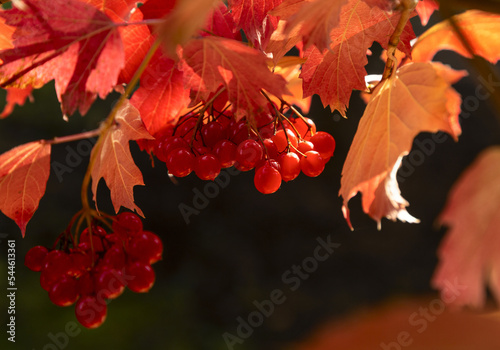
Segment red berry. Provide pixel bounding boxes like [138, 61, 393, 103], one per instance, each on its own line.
[263, 138, 279, 160]
[279, 153, 301, 182]
[77, 272, 95, 296]
[254, 163, 282, 194]
[213, 140, 237, 168]
[49, 275, 78, 307]
[201, 121, 225, 148]
[166, 147, 195, 177]
[25, 246, 49, 272]
[68, 250, 92, 277]
[100, 244, 126, 270]
[195, 153, 221, 180]
[297, 140, 314, 156]
[155, 136, 188, 162]
[125, 262, 155, 293]
[300, 151, 325, 177]
[310, 131, 336, 159]
[113, 212, 143, 237]
[235, 139, 263, 171]
[40, 267, 62, 292]
[75, 295, 107, 329]
[272, 128, 298, 153]
[43, 250, 72, 276]
[293, 117, 316, 139]
[175, 117, 197, 139]
[128, 231, 163, 265]
[79, 228, 104, 253]
[228, 120, 247, 144]
[94, 269, 125, 299]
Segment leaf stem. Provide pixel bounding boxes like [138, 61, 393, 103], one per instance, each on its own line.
[45, 128, 102, 145]
[381, 0, 418, 80]
[79, 36, 162, 215]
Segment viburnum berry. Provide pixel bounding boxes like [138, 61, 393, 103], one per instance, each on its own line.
[125, 261, 155, 293]
[254, 163, 282, 194]
[155, 136, 188, 162]
[166, 147, 195, 177]
[213, 140, 237, 168]
[49, 275, 78, 307]
[272, 128, 299, 153]
[293, 117, 316, 138]
[113, 211, 143, 237]
[310, 131, 336, 159]
[75, 295, 107, 329]
[25, 245, 49, 272]
[300, 151, 325, 177]
[235, 139, 263, 170]
[128, 231, 163, 265]
[195, 153, 221, 180]
[279, 152, 301, 182]
[201, 121, 225, 148]
[94, 269, 126, 299]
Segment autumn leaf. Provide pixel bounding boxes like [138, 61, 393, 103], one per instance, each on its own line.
[269, 56, 311, 113]
[412, 10, 500, 64]
[130, 51, 190, 141]
[415, 0, 439, 26]
[156, 0, 221, 56]
[0, 0, 124, 117]
[339, 62, 466, 229]
[433, 146, 500, 308]
[203, 3, 241, 41]
[1, 86, 33, 118]
[228, 0, 281, 50]
[182, 36, 289, 120]
[84, 0, 138, 22]
[0, 16, 13, 53]
[90, 100, 153, 216]
[270, 0, 347, 52]
[0, 141, 51, 236]
[300, 0, 415, 116]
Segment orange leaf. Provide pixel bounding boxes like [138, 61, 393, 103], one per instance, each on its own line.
[412, 10, 500, 63]
[0, 0, 124, 117]
[433, 146, 500, 308]
[157, 0, 220, 56]
[270, 0, 347, 52]
[0, 141, 51, 236]
[90, 100, 153, 216]
[415, 0, 439, 26]
[339, 62, 466, 229]
[130, 51, 190, 139]
[182, 36, 289, 119]
[300, 0, 415, 116]
[1, 86, 33, 118]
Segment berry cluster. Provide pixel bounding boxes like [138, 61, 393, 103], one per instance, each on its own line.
[24, 212, 163, 329]
[153, 108, 335, 194]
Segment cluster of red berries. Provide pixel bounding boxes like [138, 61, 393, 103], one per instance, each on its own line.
[24, 212, 163, 329]
[153, 110, 335, 194]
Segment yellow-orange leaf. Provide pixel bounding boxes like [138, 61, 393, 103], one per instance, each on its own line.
[339, 62, 465, 229]
[0, 141, 51, 236]
[412, 10, 500, 63]
[91, 100, 153, 216]
[433, 146, 500, 308]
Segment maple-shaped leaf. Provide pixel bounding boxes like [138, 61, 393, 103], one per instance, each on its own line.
[0, 141, 51, 236]
[339, 62, 465, 229]
[131, 51, 190, 142]
[90, 100, 153, 216]
[203, 3, 241, 41]
[228, 0, 282, 50]
[415, 0, 439, 26]
[0, 0, 124, 117]
[412, 10, 500, 64]
[1, 86, 33, 118]
[300, 0, 415, 116]
[156, 0, 221, 56]
[182, 36, 289, 119]
[433, 146, 500, 308]
[269, 56, 311, 113]
[270, 0, 347, 52]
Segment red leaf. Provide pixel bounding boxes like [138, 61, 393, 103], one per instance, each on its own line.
[84, 0, 139, 21]
[1, 86, 33, 118]
[270, 0, 347, 52]
[182, 36, 289, 120]
[412, 10, 500, 64]
[139, 0, 176, 21]
[130, 51, 190, 140]
[300, 0, 415, 115]
[203, 3, 241, 41]
[90, 100, 153, 216]
[0, 141, 51, 236]
[228, 0, 282, 49]
[433, 146, 500, 308]
[0, 0, 124, 117]
[339, 62, 466, 229]
[0, 16, 14, 54]
[415, 0, 439, 26]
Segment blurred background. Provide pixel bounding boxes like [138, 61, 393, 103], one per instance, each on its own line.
[1, 13, 500, 350]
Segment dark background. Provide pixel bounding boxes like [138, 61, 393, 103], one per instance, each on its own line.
[1, 14, 500, 350]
